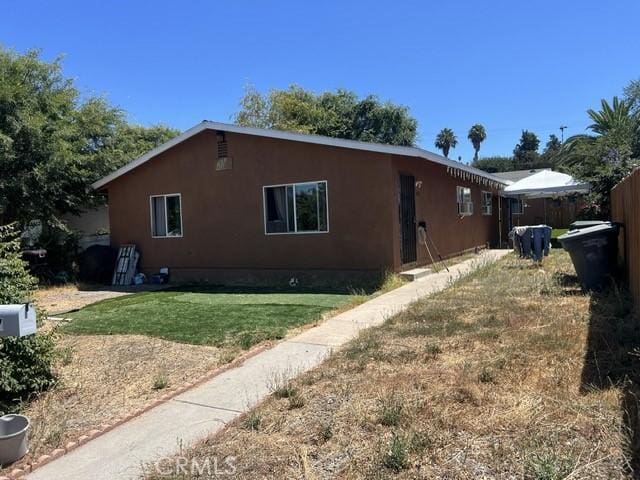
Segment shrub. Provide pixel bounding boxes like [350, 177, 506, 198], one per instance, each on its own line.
[379, 394, 404, 426]
[0, 224, 56, 411]
[267, 369, 298, 399]
[288, 394, 305, 409]
[0, 334, 57, 411]
[321, 424, 333, 441]
[382, 433, 409, 472]
[0, 224, 36, 304]
[525, 451, 576, 480]
[379, 272, 407, 293]
[273, 384, 297, 399]
[152, 372, 169, 390]
[424, 343, 442, 359]
[242, 412, 261, 431]
[478, 366, 496, 384]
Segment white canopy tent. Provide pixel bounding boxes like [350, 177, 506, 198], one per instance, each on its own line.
[503, 170, 589, 198]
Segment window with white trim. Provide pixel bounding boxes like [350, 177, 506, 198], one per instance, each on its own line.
[456, 186, 473, 215]
[264, 181, 328, 234]
[150, 194, 183, 237]
[511, 198, 525, 215]
[481, 191, 492, 215]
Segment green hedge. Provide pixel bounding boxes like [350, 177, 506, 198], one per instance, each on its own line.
[0, 224, 56, 412]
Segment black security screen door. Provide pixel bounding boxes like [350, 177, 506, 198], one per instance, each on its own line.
[399, 173, 417, 264]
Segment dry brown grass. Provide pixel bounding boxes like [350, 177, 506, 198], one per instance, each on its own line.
[146, 252, 640, 479]
[34, 284, 131, 314]
[7, 332, 231, 472]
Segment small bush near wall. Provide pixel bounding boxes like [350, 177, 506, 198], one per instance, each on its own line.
[0, 224, 56, 412]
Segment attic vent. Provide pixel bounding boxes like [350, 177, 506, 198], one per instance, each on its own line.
[215, 131, 232, 171]
[217, 137, 228, 158]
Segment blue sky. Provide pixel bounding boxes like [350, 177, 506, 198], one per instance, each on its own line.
[3, 0, 639, 162]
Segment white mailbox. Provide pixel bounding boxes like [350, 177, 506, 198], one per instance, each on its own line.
[0, 304, 37, 338]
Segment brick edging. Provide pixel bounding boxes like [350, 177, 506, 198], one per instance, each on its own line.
[1, 343, 270, 480]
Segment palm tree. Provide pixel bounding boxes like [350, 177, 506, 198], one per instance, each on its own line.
[435, 128, 458, 158]
[587, 96, 633, 135]
[467, 124, 487, 162]
[562, 96, 635, 166]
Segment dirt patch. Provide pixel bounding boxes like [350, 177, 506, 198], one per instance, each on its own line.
[4, 332, 234, 473]
[34, 285, 131, 315]
[147, 252, 633, 479]
[34, 284, 167, 315]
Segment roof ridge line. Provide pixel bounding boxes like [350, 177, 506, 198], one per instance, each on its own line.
[92, 121, 508, 189]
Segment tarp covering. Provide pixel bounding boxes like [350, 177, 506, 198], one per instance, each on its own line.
[503, 170, 589, 198]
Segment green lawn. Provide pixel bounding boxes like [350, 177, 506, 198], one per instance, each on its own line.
[63, 286, 356, 348]
[552, 228, 569, 238]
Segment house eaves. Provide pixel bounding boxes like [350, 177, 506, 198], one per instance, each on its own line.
[92, 121, 508, 190]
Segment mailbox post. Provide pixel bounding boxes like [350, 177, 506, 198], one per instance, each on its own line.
[0, 304, 37, 337]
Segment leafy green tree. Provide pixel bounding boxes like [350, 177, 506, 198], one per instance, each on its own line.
[234, 85, 418, 146]
[471, 156, 515, 173]
[109, 124, 179, 170]
[434, 128, 458, 158]
[624, 80, 640, 157]
[467, 124, 487, 162]
[0, 47, 179, 230]
[513, 130, 540, 169]
[545, 133, 562, 151]
[562, 96, 638, 218]
[539, 134, 562, 168]
[234, 84, 270, 128]
[624, 78, 640, 115]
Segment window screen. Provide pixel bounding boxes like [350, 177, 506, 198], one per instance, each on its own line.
[264, 181, 328, 234]
[151, 194, 182, 237]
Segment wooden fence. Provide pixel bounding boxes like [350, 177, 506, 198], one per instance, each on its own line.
[611, 167, 640, 306]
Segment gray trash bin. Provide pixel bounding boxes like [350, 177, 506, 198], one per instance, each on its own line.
[558, 223, 620, 290]
[0, 414, 30, 465]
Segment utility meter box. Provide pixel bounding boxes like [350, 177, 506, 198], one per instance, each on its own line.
[0, 304, 37, 338]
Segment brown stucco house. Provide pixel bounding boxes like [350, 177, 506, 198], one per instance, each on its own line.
[92, 122, 508, 284]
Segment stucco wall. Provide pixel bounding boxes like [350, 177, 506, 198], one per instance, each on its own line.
[390, 157, 501, 270]
[105, 130, 502, 282]
[107, 130, 397, 282]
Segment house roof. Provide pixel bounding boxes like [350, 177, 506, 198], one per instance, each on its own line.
[92, 121, 509, 189]
[503, 170, 590, 198]
[492, 168, 550, 183]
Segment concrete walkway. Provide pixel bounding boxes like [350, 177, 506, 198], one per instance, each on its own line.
[27, 250, 509, 480]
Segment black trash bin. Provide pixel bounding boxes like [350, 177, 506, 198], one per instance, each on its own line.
[569, 220, 608, 231]
[558, 223, 619, 290]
